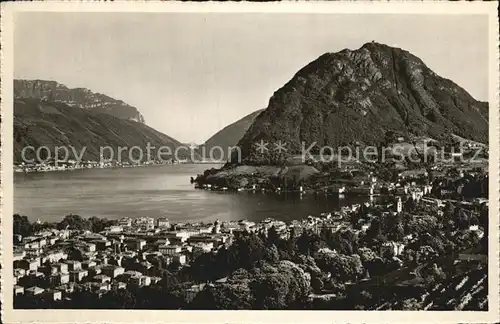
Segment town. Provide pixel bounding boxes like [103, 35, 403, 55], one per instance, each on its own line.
[14, 158, 191, 173]
[13, 158, 489, 309]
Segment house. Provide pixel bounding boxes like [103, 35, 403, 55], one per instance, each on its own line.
[65, 260, 82, 271]
[84, 243, 96, 252]
[361, 224, 371, 232]
[91, 282, 111, 292]
[458, 253, 487, 262]
[69, 270, 89, 282]
[173, 254, 186, 265]
[93, 274, 111, 283]
[14, 285, 24, 295]
[44, 290, 62, 301]
[82, 260, 97, 269]
[25, 247, 41, 257]
[191, 242, 214, 253]
[157, 218, 170, 228]
[159, 244, 182, 256]
[25, 286, 45, 296]
[129, 275, 151, 287]
[42, 250, 67, 263]
[55, 263, 69, 274]
[126, 239, 146, 251]
[150, 276, 162, 285]
[106, 226, 123, 233]
[380, 241, 405, 257]
[13, 250, 26, 261]
[92, 239, 112, 250]
[118, 217, 132, 227]
[15, 267, 27, 276]
[184, 283, 206, 302]
[348, 186, 374, 196]
[20, 259, 39, 271]
[112, 282, 127, 290]
[88, 266, 102, 277]
[469, 225, 479, 231]
[59, 273, 70, 285]
[38, 238, 47, 248]
[101, 265, 125, 278]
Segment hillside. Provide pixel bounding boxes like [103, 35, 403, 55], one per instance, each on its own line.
[200, 109, 264, 160]
[234, 42, 489, 164]
[14, 98, 194, 163]
[14, 79, 145, 123]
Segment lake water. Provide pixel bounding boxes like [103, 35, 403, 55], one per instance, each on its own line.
[14, 164, 368, 223]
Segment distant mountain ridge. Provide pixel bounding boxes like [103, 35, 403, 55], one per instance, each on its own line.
[234, 42, 488, 164]
[14, 79, 145, 123]
[200, 109, 264, 160]
[14, 98, 195, 163]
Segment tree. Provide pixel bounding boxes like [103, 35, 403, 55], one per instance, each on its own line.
[88, 216, 117, 233]
[100, 288, 137, 308]
[190, 283, 253, 309]
[66, 246, 84, 262]
[13, 214, 33, 238]
[401, 298, 423, 310]
[57, 214, 90, 231]
[263, 244, 280, 264]
[267, 226, 279, 246]
[404, 197, 416, 212]
[316, 253, 364, 282]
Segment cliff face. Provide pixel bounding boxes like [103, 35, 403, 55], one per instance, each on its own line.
[14, 79, 146, 123]
[201, 109, 264, 160]
[236, 42, 488, 163]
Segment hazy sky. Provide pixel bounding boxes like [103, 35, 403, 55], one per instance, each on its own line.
[14, 13, 488, 143]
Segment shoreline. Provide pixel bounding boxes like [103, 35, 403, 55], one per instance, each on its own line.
[14, 161, 223, 174]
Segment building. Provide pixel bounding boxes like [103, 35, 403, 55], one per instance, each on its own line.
[54, 263, 69, 274]
[20, 259, 39, 272]
[92, 239, 112, 250]
[42, 250, 67, 264]
[184, 284, 206, 302]
[132, 217, 155, 230]
[13, 250, 26, 261]
[65, 260, 82, 271]
[69, 270, 89, 282]
[93, 274, 111, 283]
[118, 217, 132, 227]
[173, 254, 186, 265]
[101, 265, 125, 278]
[82, 260, 97, 269]
[397, 197, 403, 213]
[25, 286, 45, 296]
[44, 290, 62, 301]
[159, 244, 182, 256]
[129, 275, 151, 287]
[59, 273, 70, 285]
[156, 218, 170, 228]
[14, 285, 24, 295]
[380, 241, 405, 257]
[126, 239, 146, 251]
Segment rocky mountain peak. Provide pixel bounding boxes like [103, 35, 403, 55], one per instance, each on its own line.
[235, 42, 488, 164]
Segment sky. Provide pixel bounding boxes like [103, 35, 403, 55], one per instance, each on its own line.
[14, 12, 489, 143]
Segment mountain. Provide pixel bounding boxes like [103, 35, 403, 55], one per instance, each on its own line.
[14, 98, 194, 163]
[235, 42, 488, 164]
[14, 79, 145, 123]
[200, 109, 264, 160]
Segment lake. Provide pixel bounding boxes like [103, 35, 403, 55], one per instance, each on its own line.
[14, 164, 368, 223]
